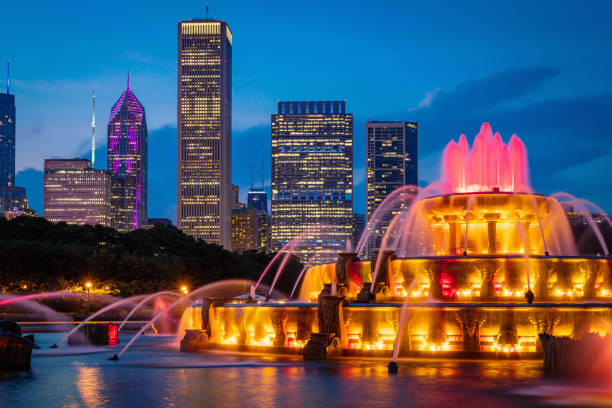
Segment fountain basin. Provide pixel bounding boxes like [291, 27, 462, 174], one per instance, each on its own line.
[181, 301, 612, 359]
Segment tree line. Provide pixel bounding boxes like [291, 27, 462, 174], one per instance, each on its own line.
[0, 216, 303, 297]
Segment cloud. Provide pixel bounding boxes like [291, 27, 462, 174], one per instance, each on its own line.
[123, 50, 170, 67]
[353, 167, 366, 187]
[403, 66, 612, 212]
[424, 66, 561, 113]
[412, 88, 440, 110]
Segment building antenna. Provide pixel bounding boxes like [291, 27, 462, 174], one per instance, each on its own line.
[127, 70, 130, 89]
[6, 61, 9, 94]
[91, 89, 96, 168]
[261, 159, 264, 190]
[250, 161, 254, 190]
[206, 4, 209, 19]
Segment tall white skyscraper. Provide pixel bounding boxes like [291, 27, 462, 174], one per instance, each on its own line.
[177, 19, 232, 249]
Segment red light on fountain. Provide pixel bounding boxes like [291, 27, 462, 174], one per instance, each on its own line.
[441, 122, 529, 194]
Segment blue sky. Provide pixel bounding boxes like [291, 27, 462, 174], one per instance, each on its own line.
[3, 0, 612, 221]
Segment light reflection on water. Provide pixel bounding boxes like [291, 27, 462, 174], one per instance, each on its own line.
[76, 366, 107, 407]
[1, 333, 610, 408]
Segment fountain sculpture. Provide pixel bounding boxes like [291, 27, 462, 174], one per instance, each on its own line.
[180, 123, 612, 361]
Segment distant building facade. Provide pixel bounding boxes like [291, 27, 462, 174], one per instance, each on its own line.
[147, 218, 172, 226]
[107, 81, 148, 232]
[231, 208, 259, 254]
[248, 189, 270, 253]
[352, 212, 365, 248]
[365, 121, 418, 257]
[177, 20, 232, 249]
[271, 101, 353, 262]
[43, 159, 110, 226]
[0, 186, 28, 219]
[232, 184, 245, 210]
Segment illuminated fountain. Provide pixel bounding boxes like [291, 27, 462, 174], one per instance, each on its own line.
[180, 123, 612, 362]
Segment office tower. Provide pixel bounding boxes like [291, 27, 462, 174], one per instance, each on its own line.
[0, 62, 32, 217]
[0, 90, 15, 188]
[365, 121, 418, 257]
[0, 186, 27, 218]
[43, 159, 110, 226]
[177, 19, 232, 249]
[271, 101, 353, 263]
[352, 212, 365, 248]
[107, 78, 148, 232]
[247, 189, 267, 212]
[232, 184, 245, 210]
[231, 208, 259, 254]
[248, 189, 270, 253]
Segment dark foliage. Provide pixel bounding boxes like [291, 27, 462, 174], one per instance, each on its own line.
[0, 216, 303, 297]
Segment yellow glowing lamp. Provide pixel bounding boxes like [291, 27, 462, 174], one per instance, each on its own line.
[181, 286, 189, 294]
[85, 282, 92, 289]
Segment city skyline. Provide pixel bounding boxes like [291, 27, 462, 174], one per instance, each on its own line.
[3, 1, 612, 222]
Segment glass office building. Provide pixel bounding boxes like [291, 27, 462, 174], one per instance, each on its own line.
[271, 101, 353, 263]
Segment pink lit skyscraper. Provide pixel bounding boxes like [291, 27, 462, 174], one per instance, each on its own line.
[107, 77, 148, 232]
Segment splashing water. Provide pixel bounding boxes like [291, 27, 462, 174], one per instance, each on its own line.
[552, 192, 610, 256]
[53, 295, 146, 347]
[0, 294, 71, 326]
[113, 280, 268, 359]
[441, 122, 529, 194]
[391, 279, 420, 363]
[355, 185, 418, 258]
[265, 224, 332, 297]
[516, 222, 532, 292]
[117, 291, 180, 332]
[255, 224, 328, 293]
[290, 249, 337, 299]
[463, 195, 475, 255]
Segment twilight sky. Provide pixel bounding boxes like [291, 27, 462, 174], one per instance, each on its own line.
[3, 0, 612, 221]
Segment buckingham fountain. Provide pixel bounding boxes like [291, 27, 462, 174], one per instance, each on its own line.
[180, 123, 612, 365]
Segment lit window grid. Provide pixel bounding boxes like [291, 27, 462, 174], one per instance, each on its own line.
[365, 122, 418, 258]
[231, 210, 259, 254]
[0, 93, 16, 187]
[270, 104, 353, 263]
[43, 166, 111, 227]
[177, 20, 232, 248]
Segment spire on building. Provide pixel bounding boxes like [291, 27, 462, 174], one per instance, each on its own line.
[91, 89, 96, 168]
[261, 159, 264, 190]
[250, 161, 254, 190]
[127, 71, 130, 90]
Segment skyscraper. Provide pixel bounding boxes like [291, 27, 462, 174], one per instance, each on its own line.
[177, 19, 232, 249]
[231, 208, 259, 254]
[0, 91, 15, 188]
[365, 121, 418, 257]
[232, 184, 245, 210]
[43, 159, 110, 226]
[0, 62, 31, 217]
[248, 189, 270, 253]
[107, 78, 148, 232]
[271, 101, 353, 263]
[352, 212, 365, 247]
